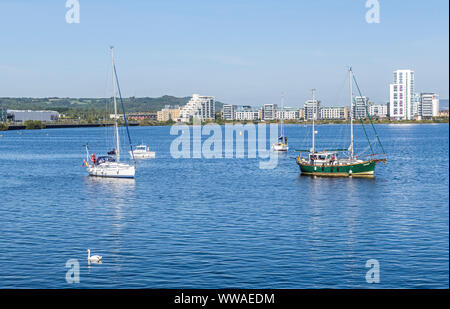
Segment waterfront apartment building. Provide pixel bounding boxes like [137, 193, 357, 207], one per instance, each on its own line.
[276, 108, 300, 120]
[179, 94, 215, 122]
[221, 105, 260, 121]
[353, 96, 370, 119]
[221, 104, 237, 121]
[320, 106, 348, 120]
[7, 109, 59, 122]
[304, 100, 320, 120]
[419, 93, 440, 119]
[262, 104, 277, 121]
[235, 109, 259, 121]
[299, 108, 305, 120]
[389, 69, 415, 120]
[369, 104, 388, 118]
[157, 105, 181, 122]
[412, 93, 421, 118]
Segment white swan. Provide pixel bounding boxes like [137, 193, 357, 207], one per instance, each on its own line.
[87, 249, 102, 263]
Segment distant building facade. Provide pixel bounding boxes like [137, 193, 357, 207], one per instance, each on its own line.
[179, 94, 215, 122]
[221, 104, 237, 121]
[304, 100, 320, 120]
[412, 93, 421, 118]
[419, 93, 439, 119]
[320, 106, 348, 120]
[157, 105, 181, 122]
[369, 104, 388, 118]
[389, 69, 415, 120]
[7, 109, 59, 122]
[262, 104, 277, 121]
[235, 109, 259, 121]
[276, 108, 300, 120]
[299, 108, 305, 120]
[353, 96, 370, 119]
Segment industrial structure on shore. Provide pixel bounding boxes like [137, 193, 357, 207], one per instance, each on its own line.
[2, 109, 59, 122]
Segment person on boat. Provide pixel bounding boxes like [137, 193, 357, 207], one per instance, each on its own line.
[90, 153, 97, 165]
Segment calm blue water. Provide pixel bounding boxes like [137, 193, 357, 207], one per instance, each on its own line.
[0, 124, 448, 288]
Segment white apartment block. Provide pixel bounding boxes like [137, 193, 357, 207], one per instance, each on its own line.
[389, 69, 415, 120]
[276, 109, 300, 120]
[419, 93, 440, 118]
[320, 106, 348, 120]
[234, 110, 259, 121]
[412, 93, 421, 118]
[353, 96, 370, 119]
[221, 104, 237, 121]
[304, 100, 320, 120]
[369, 104, 388, 118]
[262, 104, 277, 120]
[179, 94, 215, 122]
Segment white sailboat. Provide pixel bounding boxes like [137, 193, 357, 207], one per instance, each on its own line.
[83, 47, 136, 179]
[272, 93, 289, 152]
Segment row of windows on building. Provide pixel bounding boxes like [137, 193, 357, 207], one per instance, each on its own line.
[221, 99, 388, 122]
[155, 94, 216, 123]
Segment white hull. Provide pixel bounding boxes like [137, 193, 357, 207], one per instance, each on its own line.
[129, 150, 155, 159]
[272, 143, 289, 152]
[86, 162, 135, 178]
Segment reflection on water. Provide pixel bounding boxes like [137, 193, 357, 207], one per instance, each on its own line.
[85, 175, 137, 227]
[82, 176, 136, 196]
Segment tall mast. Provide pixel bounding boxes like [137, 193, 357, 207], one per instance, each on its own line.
[349, 68, 354, 159]
[280, 92, 284, 137]
[111, 46, 120, 163]
[311, 88, 316, 153]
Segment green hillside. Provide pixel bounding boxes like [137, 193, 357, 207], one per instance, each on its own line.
[0, 96, 224, 114]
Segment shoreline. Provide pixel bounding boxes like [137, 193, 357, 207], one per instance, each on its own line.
[3, 123, 140, 131]
[1, 120, 448, 131]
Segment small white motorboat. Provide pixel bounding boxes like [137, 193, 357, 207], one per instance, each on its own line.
[130, 144, 155, 159]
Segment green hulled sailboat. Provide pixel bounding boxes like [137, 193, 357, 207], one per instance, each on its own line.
[296, 68, 386, 177]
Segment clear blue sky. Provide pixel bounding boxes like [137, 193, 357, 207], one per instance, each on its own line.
[0, 0, 448, 107]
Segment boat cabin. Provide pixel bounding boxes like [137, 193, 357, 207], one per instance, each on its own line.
[96, 156, 116, 165]
[135, 145, 149, 151]
[309, 152, 338, 165]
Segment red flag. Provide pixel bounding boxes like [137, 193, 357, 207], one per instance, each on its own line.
[82, 160, 86, 167]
